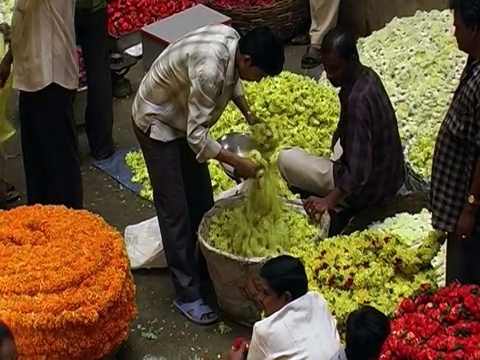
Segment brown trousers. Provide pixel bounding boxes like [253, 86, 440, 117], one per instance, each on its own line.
[133, 122, 214, 301]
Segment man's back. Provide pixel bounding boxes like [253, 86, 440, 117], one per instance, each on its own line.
[335, 66, 405, 208]
[11, 0, 78, 92]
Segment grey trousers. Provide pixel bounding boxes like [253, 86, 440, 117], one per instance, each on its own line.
[446, 232, 480, 286]
[133, 122, 214, 301]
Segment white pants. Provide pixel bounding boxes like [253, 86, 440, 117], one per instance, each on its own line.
[309, 0, 341, 46]
[278, 142, 343, 199]
[278, 144, 408, 204]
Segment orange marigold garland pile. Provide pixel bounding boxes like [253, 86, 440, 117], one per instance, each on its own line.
[0, 205, 137, 359]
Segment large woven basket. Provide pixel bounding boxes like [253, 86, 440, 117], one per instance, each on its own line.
[198, 194, 310, 326]
[207, 0, 309, 40]
[342, 191, 430, 235]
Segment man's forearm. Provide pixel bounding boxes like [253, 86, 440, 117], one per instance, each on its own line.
[325, 187, 348, 207]
[215, 148, 241, 168]
[233, 96, 255, 124]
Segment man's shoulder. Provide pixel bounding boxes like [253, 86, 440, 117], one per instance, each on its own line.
[188, 24, 240, 41]
[329, 348, 348, 360]
[348, 66, 390, 107]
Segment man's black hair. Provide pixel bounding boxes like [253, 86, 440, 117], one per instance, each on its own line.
[259, 255, 308, 300]
[345, 306, 390, 360]
[321, 27, 359, 61]
[238, 26, 285, 76]
[450, 0, 480, 29]
[0, 321, 13, 346]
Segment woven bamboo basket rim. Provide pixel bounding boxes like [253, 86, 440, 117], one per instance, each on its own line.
[207, 0, 300, 12]
[198, 193, 309, 264]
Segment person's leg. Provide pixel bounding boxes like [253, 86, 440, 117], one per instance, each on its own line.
[133, 123, 217, 324]
[23, 85, 83, 208]
[19, 90, 46, 205]
[302, 0, 340, 69]
[445, 234, 471, 285]
[75, 7, 115, 160]
[178, 139, 215, 281]
[178, 139, 214, 239]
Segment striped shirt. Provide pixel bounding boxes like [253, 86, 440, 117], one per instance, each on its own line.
[11, 0, 78, 92]
[132, 24, 244, 163]
[430, 59, 480, 235]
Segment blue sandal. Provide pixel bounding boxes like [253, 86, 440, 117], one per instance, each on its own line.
[172, 299, 218, 326]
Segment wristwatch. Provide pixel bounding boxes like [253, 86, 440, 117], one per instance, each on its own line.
[467, 194, 479, 207]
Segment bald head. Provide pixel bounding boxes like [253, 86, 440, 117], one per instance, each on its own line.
[321, 27, 359, 61]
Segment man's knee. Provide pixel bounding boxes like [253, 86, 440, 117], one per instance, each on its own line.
[277, 148, 299, 180]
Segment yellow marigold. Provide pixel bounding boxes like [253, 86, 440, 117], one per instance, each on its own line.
[0, 205, 137, 359]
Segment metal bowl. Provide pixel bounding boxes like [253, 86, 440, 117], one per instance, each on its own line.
[217, 132, 255, 180]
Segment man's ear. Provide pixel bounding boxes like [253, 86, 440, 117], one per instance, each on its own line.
[285, 291, 293, 303]
[243, 54, 252, 67]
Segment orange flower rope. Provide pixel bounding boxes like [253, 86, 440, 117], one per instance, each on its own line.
[0, 205, 137, 359]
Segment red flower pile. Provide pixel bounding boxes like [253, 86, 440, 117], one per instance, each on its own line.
[107, 0, 205, 37]
[381, 283, 480, 360]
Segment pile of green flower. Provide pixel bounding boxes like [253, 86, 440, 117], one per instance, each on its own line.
[126, 72, 339, 200]
[208, 201, 318, 258]
[357, 10, 466, 177]
[290, 229, 441, 330]
[0, 0, 14, 23]
[368, 209, 434, 248]
[207, 123, 319, 258]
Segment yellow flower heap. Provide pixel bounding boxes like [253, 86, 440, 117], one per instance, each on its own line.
[290, 230, 442, 332]
[0, 205, 137, 359]
[207, 123, 318, 258]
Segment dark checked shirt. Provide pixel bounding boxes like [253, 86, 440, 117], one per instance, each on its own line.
[430, 58, 480, 234]
[333, 66, 405, 209]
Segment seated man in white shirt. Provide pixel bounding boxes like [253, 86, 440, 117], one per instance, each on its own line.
[228, 255, 343, 360]
[332, 306, 391, 360]
[132, 25, 284, 326]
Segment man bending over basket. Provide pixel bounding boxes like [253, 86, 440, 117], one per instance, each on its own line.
[132, 25, 285, 325]
[278, 27, 412, 235]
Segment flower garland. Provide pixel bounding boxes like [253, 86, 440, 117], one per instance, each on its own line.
[0, 205, 137, 359]
[381, 283, 480, 360]
[290, 230, 441, 332]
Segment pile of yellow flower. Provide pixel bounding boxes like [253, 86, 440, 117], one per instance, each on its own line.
[290, 230, 441, 332]
[0, 205, 137, 359]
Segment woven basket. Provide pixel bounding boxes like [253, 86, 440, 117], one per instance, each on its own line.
[198, 194, 309, 326]
[342, 191, 430, 235]
[207, 0, 309, 40]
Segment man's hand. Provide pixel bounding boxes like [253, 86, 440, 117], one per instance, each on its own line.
[234, 158, 258, 179]
[303, 196, 331, 217]
[244, 276, 263, 301]
[246, 111, 261, 126]
[456, 205, 478, 240]
[225, 342, 248, 360]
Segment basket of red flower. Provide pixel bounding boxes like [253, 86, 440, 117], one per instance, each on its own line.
[381, 283, 480, 360]
[207, 0, 309, 40]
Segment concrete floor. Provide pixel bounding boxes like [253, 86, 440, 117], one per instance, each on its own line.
[2, 45, 321, 360]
